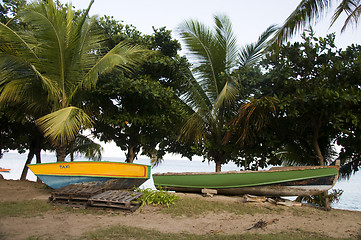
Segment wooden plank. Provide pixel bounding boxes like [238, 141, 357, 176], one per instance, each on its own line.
[201, 188, 217, 194]
[50, 182, 105, 203]
[243, 194, 267, 202]
[88, 190, 143, 211]
[201, 188, 217, 197]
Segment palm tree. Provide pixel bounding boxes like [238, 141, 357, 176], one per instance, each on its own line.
[0, 0, 148, 161]
[178, 14, 276, 172]
[273, 0, 361, 45]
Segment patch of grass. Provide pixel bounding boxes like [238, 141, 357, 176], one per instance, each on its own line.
[26, 237, 47, 240]
[0, 199, 115, 218]
[0, 200, 54, 217]
[78, 225, 348, 240]
[161, 197, 284, 217]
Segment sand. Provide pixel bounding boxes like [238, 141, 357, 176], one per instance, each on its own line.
[0, 179, 360, 239]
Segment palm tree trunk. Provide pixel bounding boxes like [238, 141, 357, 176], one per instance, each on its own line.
[69, 142, 74, 161]
[56, 145, 67, 162]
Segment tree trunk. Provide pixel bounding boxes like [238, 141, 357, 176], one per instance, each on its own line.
[69, 142, 74, 162]
[35, 149, 42, 183]
[56, 145, 67, 162]
[21, 150, 34, 180]
[244, 151, 248, 170]
[20, 127, 43, 180]
[215, 161, 222, 172]
[313, 135, 325, 166]
[312, 116, 324, 166]
[312, 116, 330, 210]
[126, 145, 137, 163]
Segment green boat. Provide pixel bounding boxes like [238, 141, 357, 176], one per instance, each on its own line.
[153, 164, 340, 196]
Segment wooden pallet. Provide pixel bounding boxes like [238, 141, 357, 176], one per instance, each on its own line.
[88, 190, 143, 211]
[49, 182, 106, 204]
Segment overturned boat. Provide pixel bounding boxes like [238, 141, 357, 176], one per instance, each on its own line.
[153, 163, 340, 196]
[28, 161, 150, 189]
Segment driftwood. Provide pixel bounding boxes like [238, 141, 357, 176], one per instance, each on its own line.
[267, 197, 302, 207]
[201, 188, 217, 197]
[241, 194, 302, 207]
[242, 194, 267, 202]
[247, 218, 279, 230]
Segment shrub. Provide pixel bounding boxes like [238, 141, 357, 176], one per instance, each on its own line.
[295, 189, 344, 207]
[134, 187, 180, 208]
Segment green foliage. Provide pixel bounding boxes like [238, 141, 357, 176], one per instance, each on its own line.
[257, 30, 361, 170]
[295, 189, 344, 208]
[273, 0, 361, 45]
[0, 0, 148, 161]
[89, 17, 191, 163]
[67, 134, 103, 161]
[178, 14, 276, 171]
[0, 0, 26, 25]
[134, 187, 180, 208]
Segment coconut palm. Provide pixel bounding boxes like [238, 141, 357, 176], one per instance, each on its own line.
[0, 0, 148, 161]
[274, 0, 361, 45]
[178, 14, 276, 172]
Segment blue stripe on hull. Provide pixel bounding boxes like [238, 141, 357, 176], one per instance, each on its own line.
[37, 175, 147, 189]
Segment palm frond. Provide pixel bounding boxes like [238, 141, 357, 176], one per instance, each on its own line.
[239, 25, 278, 67]
[21, 2, 67, 74]
[180, 69, 213, 113]
[0, 80, 27, 105]
[331, 0, 357, 28]
[36, 106, 93, 146]
[75, 0, 94, 35]
[0, 22, 39, 61]
[332, 0, 361, 32]
[178, 19, 215, 66]
[212, 78, 239, 115]
[213, 15, 239, 73]
[179, 18, 219, 98]
[82, 41, 150, 91]
[225, 97, 278, 145]
[179, 110, 208, 144]
[273, 0, 330, 45]
[179, 14, 240, 109]
[70, 134, 103, 161]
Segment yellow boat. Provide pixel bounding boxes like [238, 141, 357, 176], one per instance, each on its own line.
[28, 161, 151, 189]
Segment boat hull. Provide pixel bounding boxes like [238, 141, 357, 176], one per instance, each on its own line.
[153, 166, 339, 196]
[28, 161, 150, 189]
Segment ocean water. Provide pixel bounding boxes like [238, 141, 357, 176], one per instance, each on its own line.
[1, 151, 360, 211]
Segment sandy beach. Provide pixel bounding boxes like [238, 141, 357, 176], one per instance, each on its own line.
[0, 179, 360, 239]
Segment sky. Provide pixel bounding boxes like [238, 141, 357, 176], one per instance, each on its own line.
[67, 0, 361, 49]
[63, 0, 361, 158]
